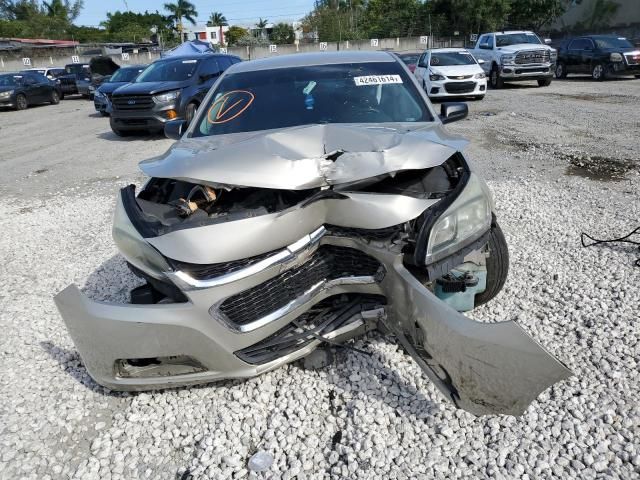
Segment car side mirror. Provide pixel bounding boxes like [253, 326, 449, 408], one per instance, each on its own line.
[477, 58, 485, 65]
[544, 38, 552, 45]
[439, 102, 468, 124]
[164, 119, 187, 140]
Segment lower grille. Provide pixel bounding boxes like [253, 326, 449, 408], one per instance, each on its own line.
[625, 54, 640, 65]
[218, 245, 384, 327]
[515, 50, 550, 65]
[112, 95, 154, 110]
[444, 81, 476, 94]
[235, 294, 386, 364]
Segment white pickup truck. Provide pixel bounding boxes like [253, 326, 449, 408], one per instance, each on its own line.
[471, 31, 557, 88]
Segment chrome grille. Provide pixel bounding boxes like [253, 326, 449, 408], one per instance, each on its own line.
[515, 50, 550, 65]
[218, 245, 384, 327]
[112, 94, 154, 110]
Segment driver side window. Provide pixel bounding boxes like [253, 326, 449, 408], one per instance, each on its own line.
[200, 59, 222, 79]
[479, 36, 493, 50]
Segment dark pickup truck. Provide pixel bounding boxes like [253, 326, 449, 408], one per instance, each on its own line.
[555, 35, 640, 80]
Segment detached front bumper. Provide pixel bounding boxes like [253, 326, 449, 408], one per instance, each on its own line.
[55, 227, 571, 416]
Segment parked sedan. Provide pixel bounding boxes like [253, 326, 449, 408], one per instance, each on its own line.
[55, 51, 570, 416]
[414, 48, 487, 100]
[0, 72, 61, 110]
[94, 64, 147, 116]
[555, 35, 640, 80]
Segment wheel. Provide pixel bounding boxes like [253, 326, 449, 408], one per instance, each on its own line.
[592, 63, 606, 81]
[49, 90, 60, 104]
[59, 92, 65, 100]
[537, 78, 552, 87]
[635, 75, 640, 79]
[489, 66, 504, 89]
[184, 102, 198, 125]
[111, 127, 130, 137]
[555, 62, 567, 79]
[15, 93, 28, 110]
[100, 111, 109, 117]
[475, 220, 509, 307]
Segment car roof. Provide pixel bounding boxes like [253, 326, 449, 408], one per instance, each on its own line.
[120, 64, 147, 69]
[429, 48, 469, 53]
[495, 30, 535, 35]
[157, 53, 240, 61]
[229, 51, 396, 73]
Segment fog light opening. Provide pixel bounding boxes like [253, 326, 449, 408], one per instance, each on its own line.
[115, 355, 207, 378]
[166, 110, 178, 120]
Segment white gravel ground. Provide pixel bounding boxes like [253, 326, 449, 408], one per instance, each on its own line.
[0, 78, 639, 479]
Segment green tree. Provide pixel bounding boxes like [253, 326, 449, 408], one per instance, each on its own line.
[363, 0, 424, 37]
[580, 0, 620, 30]
[42, 0, 82, 21]
[429, 0, 511, 36]
[101, 10, 175, 43]
[225, 25, 247, 46]
[256, 17, 268, 39]
[270, 22, 294, 44]
[207, 11, 227, 45]
[164, 0, 197, 36]
[509, 0, 574, 30]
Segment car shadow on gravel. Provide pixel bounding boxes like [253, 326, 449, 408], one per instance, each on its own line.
[97, 131, 166, 142]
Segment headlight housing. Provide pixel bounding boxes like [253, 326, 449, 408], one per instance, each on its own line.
[0, 90, 13, 98]
[474, 72, 486, 79]
[429, 71, 445, 81]
[94, 90, 105, 98]
[153, 90, 180, 103]
[550, 49, 557, 61]
[425, 173, 492, 264]
[500, 54, 516, 65]
[610, 52, 623, 62]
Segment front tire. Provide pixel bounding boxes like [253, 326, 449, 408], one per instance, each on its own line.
[475, 220, 509, 307]
[537, 78, 552, 87]
[489, 66, 504, 89]
[184, 102, 198, 125]
[15, 94, 28, 110]
[592, 63, 606, 81]
[49, 90, 60, 104]
[555, 62, 567, 79]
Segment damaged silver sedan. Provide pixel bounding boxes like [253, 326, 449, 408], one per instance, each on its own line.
[55, 51, 571, 416]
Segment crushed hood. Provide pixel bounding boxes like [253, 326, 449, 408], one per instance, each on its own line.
[139, 123, 469, 190]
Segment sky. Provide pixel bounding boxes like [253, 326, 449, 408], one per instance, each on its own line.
[75, 0, 317, 28]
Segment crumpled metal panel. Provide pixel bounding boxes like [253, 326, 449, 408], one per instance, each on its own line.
[143, 192, 439, 264]
[139, 123, 468, 190]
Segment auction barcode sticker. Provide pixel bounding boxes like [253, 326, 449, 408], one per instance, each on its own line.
[353, 75, 402, 86]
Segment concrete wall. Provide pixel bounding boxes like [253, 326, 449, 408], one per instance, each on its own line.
[228, 36, 465, 60]
[0, 36, 466, 72]
[0, 51, 161, 72]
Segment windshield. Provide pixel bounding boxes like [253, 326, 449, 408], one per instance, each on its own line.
[194, 62, 432, 137]
[398, 54, 419, 65]
[430, 51, 476, 66]
[496, 33, 542, 47]
[65, 64, 89, 75]
[594, 37, 634, 49]
[0, 75, 19, 86]
[110, 67, 143, 82]
[136, 58, 200, 82]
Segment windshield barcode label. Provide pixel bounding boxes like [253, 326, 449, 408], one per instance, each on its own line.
[354, 75, 402, 86]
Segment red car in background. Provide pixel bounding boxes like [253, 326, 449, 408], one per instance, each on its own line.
[397, 52, 420, 73]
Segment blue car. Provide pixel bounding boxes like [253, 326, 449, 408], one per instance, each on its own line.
[94, 64, 147, 116]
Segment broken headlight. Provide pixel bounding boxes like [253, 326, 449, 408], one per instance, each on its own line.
[112, 195, 171, 279]
[425, 173, 492, 264]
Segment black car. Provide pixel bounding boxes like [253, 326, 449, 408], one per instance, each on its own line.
[59, 63, 90, 96]
[0, 72, 61, 110]
[109, 53, 241, 136]
[555, 35, 640, 80]
[94, 64, 147, 116]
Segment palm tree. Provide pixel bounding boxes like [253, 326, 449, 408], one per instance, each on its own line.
[164, 0, 198, 39]
[207, 11, 228, 45]
[256, 17, 268, 39]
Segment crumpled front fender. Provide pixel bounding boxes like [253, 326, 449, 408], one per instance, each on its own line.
[379, 254, 572, 416]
